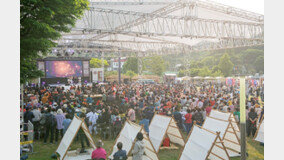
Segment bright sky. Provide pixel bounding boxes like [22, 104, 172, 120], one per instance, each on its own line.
[210, 0, 264, 14]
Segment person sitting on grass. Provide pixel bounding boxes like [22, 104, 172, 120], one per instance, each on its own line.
[91, 140, 106, 160]
[113, 142, 127, 160]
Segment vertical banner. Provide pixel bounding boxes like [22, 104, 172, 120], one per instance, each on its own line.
[83, 61, 89, 77]
[240, 78, 246, 123]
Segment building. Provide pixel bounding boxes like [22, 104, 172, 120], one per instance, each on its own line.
[107, 57, 127, 71]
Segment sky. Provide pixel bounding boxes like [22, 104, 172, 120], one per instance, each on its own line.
[210, 0, 264, 14]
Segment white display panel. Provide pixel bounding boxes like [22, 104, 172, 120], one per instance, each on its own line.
[180, 126, 216, 160]
[254, 119, 264, 143]
[56, 116, 83, 160]
[149, 115, 171, 152]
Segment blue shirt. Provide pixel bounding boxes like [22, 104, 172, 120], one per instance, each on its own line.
[62, 118, 71, 134]
[113, 150, 127, 160]
[139, 119, 149, 133]
[87, 97, 93, 104]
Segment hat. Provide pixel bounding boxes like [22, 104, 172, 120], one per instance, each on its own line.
[81, 108, 86, 114]
[53, 102, 58, 106]
[63, 104, 67, 108]
[57, 109, 63, 114]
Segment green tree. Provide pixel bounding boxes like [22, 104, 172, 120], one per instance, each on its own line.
[122, 57, 138, 73]
[125, 70, 137, 79]
[90, 58, 109, 68]
[178, 70, 190, 77]
[20, 0, 89, 83]
[198, 67, 212, 77]
[211, 70, 224, 77]
[218, 53, 234, 77]
[254, 56, 264, 74]
[189, 68, 200, 77]
[145, 56, 166, 76]
[105, 71, 118, 77]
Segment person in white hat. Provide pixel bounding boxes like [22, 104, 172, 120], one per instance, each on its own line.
[55, 109, 65, 143]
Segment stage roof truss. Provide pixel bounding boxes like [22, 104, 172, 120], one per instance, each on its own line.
[53, 0, 264, 57]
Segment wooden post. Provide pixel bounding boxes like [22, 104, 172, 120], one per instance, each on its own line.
[240, 77, 246, 160]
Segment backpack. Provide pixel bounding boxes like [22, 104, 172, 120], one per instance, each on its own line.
[39, 114, 46, 125]
[194, 112, 203, 123]
[46, 113, 56, 126]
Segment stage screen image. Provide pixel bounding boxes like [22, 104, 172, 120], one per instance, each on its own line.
[45, 61, 83, 78]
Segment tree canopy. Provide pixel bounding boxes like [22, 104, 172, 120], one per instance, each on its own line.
[143, 56, 166, 76]
[90, 58, 109, 68]
[20, 0, 89, 83]
[218, 53, 234, 77]
[122, 57, 138, 74]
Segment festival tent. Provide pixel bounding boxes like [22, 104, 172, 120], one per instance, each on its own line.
[202, 116, 241, 157]
[209, 110, 240, 138]
[149, 114, 185, 153]
[254, 117, 264, 143]
[56, 115, 96, 160]
[179, 124, 230, 160]
[108, 120, 159, 160]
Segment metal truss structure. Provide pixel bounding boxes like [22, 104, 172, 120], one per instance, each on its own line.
[54, 0, 264, 57]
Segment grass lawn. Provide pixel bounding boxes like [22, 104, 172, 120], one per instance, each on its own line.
[26, 134, 263, 160]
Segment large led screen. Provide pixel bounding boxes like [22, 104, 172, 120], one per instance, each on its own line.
[45, 61, 83, 78]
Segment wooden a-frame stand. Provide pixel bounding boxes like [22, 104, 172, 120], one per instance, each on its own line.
[178, 123, 231, 160]
[55, 115, 96, 160]
[149, 114, 185, 153]
[108, 120, 159, 160]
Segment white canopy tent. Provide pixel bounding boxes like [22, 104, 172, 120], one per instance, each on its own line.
[149, 114, 185, 153]
[202, 116, 241, 157]
[209, 110, 240, 138]
[108, 120, 158, 160]
[179, 124, 230, 160]
[254, 117, 264, 143]
[56, 115, 96, 160]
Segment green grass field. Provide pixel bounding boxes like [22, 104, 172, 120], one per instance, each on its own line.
[27, 134, 263, 160]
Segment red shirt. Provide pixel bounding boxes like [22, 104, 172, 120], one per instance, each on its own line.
[210, 100, 215, 106]
[206, 106, 212, 115]
[184, 113, 192, 124]
[163, 137, 170, 147]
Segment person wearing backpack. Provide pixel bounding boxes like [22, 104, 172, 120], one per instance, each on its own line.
[193, 108, 203, 126]
[44, 108, 56, 144]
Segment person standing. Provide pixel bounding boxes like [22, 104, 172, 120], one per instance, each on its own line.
[128, 107, 136, 122]
[55, 109, 65, 143]
[184, 109, 192, 134]
[62, 114, 72, 134]
[139, 115, 150, 134]
[193, 108, 203, 126]
[44, 108, 56, 144]
[31, 106, 42, 140]
[132, 132, 145, 160]
[247, 108, 258, 137]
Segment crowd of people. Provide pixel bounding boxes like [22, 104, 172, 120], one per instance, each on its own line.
[21, 79, 264, 159]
